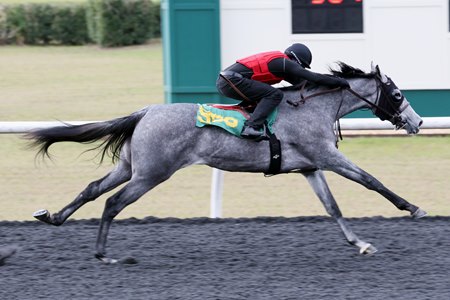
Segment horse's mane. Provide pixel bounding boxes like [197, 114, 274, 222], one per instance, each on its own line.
[329, 61, 374, 79]
[281, 61, 373, 91]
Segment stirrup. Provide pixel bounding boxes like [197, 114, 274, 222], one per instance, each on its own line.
[241, 125, 262, 138]
[241, 124, 269, 142]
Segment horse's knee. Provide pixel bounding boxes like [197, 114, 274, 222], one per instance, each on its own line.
[84, 181, 101, 200]
[363, 176, 380, 190]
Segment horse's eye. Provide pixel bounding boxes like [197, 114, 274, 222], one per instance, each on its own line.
[392, 89, 403, 101]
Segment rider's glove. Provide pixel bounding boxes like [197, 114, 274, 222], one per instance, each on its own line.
[334, 78, 350, 88]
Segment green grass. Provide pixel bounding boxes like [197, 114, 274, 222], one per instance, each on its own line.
[0, 43, 163, 120]
[0, 43, 449, 221]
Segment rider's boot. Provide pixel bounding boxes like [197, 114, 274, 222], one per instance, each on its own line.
[241, 125, 263, 139]
[241, 95, 281, 140]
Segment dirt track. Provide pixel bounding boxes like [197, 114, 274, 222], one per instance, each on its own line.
[1, 216, 449, 299]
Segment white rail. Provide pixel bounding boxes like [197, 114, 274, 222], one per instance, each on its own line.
[0, 121, 99, 133]
[2, 117, 450, 218]
[339, 117, 450, 130]
[1, 117, 450, 133]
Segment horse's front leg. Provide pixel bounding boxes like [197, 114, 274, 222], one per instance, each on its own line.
[325, 151, 426, 218]
[302, 170, 377, 254]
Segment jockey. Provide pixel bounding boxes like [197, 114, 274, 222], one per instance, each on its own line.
[216, 43, 350, 139]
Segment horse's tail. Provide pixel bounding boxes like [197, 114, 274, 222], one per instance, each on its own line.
[26, 107, 148, 163]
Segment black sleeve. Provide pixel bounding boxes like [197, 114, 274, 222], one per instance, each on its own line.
[268, 58, 344, 87]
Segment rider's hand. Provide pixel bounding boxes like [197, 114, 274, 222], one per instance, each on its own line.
[334, 78, 350, 88]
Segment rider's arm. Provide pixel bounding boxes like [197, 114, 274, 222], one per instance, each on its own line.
[269, 58, 349, 87]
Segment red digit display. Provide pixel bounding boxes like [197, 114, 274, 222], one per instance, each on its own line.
[311, 0, 360, 4]
[292, 0, 363, 33]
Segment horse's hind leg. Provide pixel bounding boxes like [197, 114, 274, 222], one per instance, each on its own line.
[33, 158, 132, 226]
[94, 176, 164, 263]
[302, 170, 377, 255]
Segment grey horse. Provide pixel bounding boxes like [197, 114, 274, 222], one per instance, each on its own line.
[29, 63, 426, 264]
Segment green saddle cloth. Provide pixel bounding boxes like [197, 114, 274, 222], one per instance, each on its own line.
[195, 104, 278, 137]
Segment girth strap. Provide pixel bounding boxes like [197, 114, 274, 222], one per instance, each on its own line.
[265, 130, 282, 176]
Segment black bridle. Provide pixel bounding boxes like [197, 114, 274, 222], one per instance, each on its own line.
[287, 73, 410, 147]
[287, 74, 409, 129]
[345, 74, 409, 129]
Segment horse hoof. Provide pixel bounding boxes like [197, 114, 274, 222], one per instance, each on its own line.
[95, 253, 118, 264]
[359, 244, 378, 255]
[411, 208, 427, 219]
[33, 209, 52, 223]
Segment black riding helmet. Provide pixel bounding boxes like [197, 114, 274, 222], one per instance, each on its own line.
[284, 43, 312, 69]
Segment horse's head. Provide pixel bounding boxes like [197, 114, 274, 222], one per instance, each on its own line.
[370, 63, 423, 134]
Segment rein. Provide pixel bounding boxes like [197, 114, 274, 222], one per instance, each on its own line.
[286, 81, 342, 107]
[287, 77, 408, 127]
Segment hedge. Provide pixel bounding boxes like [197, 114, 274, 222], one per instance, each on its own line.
[3, 4, 90, 45]
[0, 0, 160, 47]
[87, 0, 157, 47]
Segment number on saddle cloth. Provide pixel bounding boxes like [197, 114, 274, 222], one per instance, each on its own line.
[195, 103, 278, 137]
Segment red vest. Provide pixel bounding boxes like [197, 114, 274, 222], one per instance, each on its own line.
[237, 51, 288, 84]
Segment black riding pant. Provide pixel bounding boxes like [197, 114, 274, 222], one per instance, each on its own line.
[216, 75, 283, 128]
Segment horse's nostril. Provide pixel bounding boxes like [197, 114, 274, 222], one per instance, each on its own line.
[419, 120, 423, 127]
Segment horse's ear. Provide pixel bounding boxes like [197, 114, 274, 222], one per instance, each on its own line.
[371, 61, 377, 73]
[371, 62, 388, 83]
[375, 65, 381, 77]
[371, 62, 383, 76]
[378, 68, 389, 83]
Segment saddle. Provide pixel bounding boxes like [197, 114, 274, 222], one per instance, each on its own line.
[195, 102, 281, 176]
[209, 101, 256, 119]
[196, 102, 276, 136]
